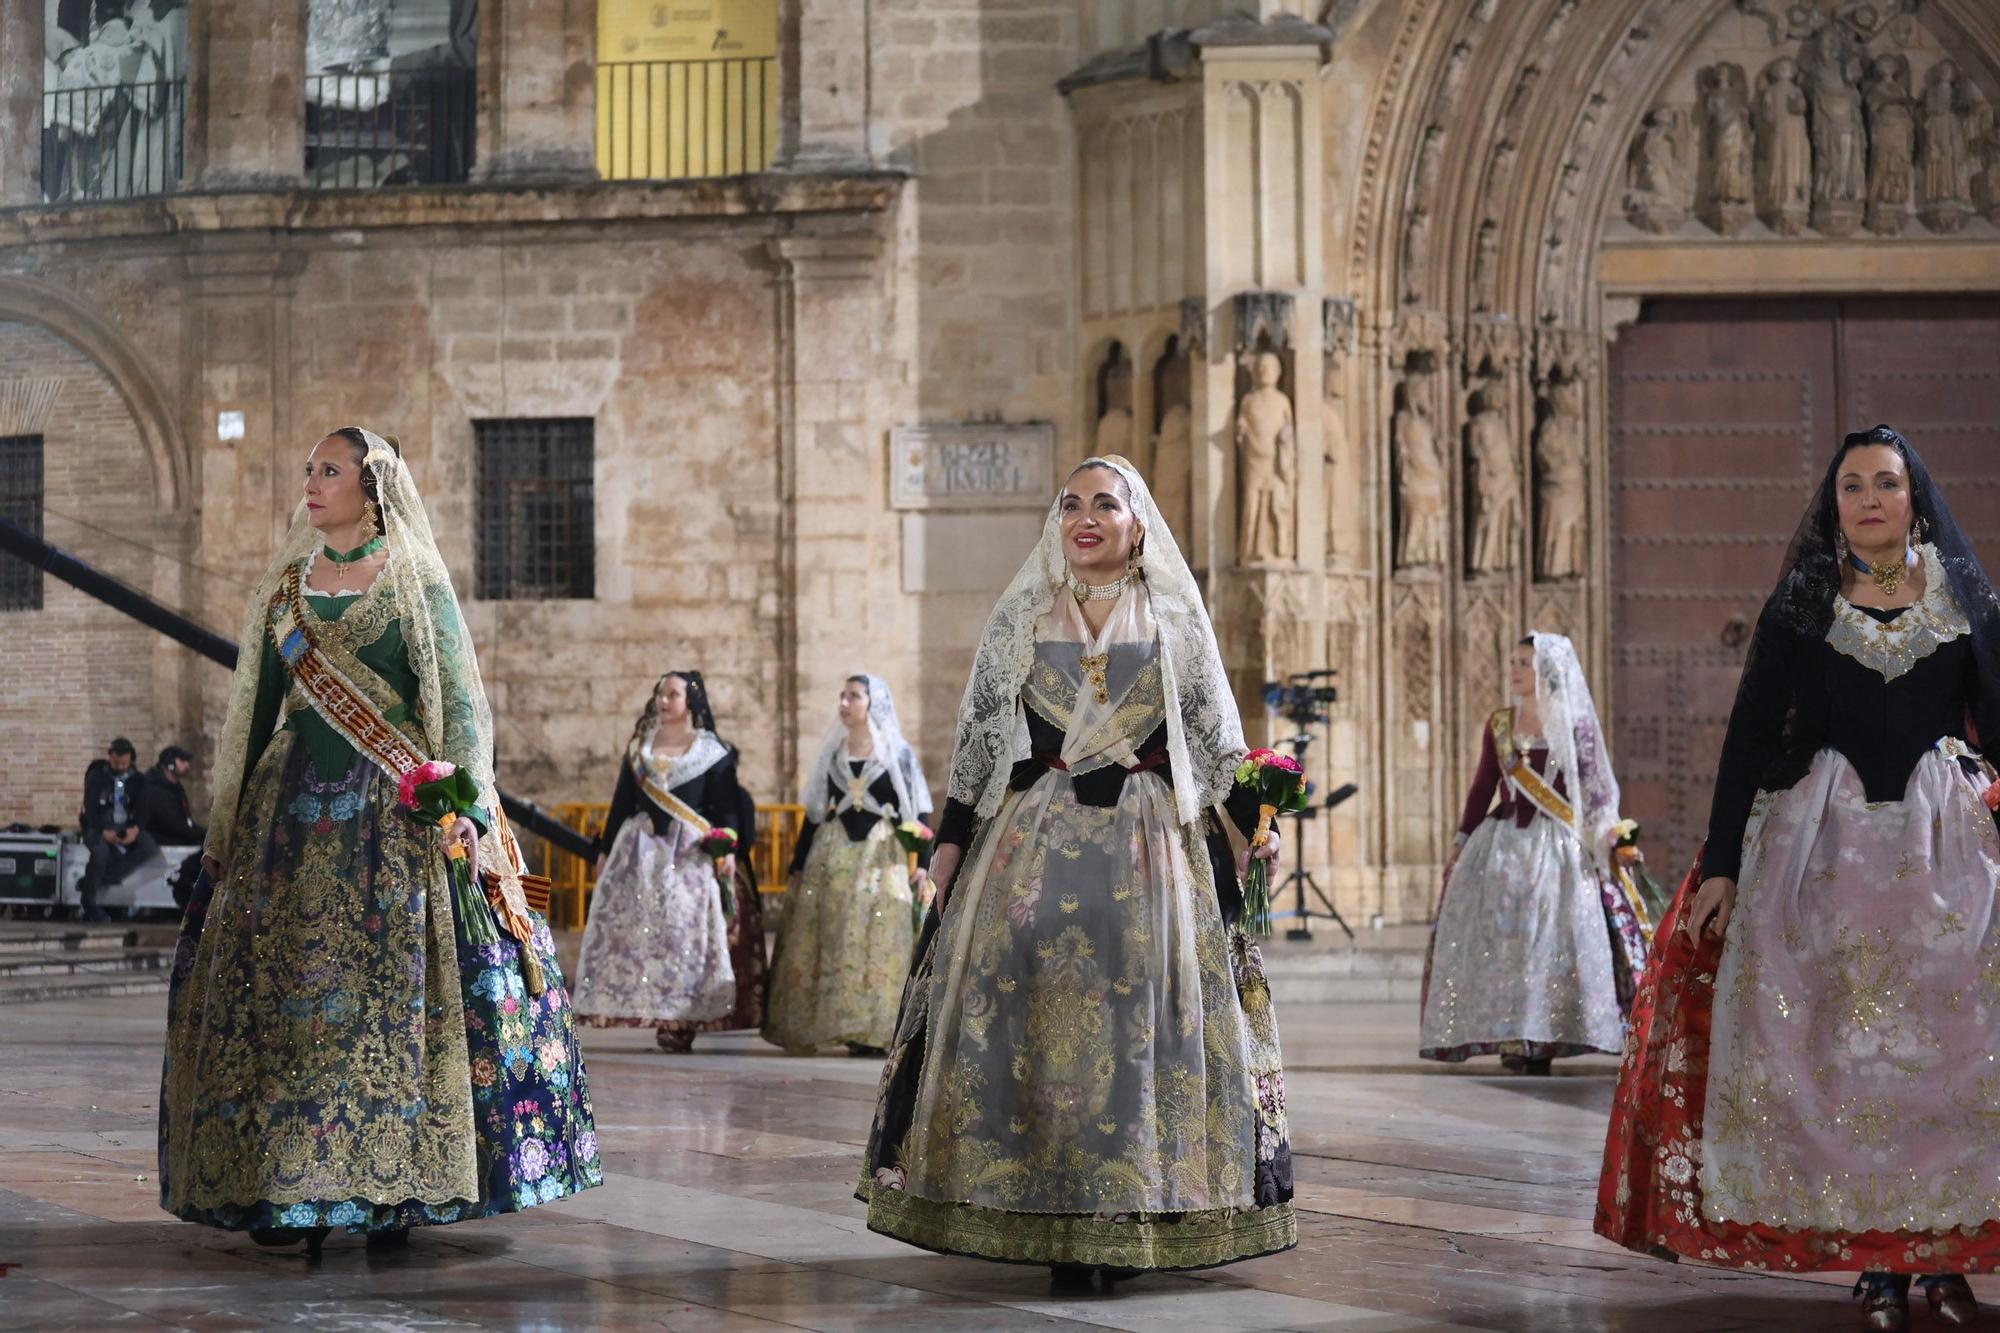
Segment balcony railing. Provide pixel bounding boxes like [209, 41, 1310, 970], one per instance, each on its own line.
[304, 67, 476, 190]
[596, 57, 776, 181]
[41, 78, 186, 203]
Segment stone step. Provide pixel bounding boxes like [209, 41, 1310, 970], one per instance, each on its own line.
[0, 970, 169, 1004]
[1260, 940, 1429, 1006]
[0, 945, 168, 979]
[0, 922, 141, 954]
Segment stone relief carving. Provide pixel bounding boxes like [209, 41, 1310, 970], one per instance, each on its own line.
[1232, 291, 1295, 354]
[1235, 351, 1296, 566]
[1470, 219, 1501, 313]
[1393, 373, 1447, 571]
[1805, 26, 1867, 235]
[1919, 59, 1973, 232]
[1411, 123, 1446, 205]
[1177, 297, 1208, 357]
[1697, 62, 1755, 234]
[1151, 340, 1192, 541]
[1401, 210, 1431, 306]
[1625, 106, 1687, 233]
[1865, 54, 1918, 233]
[1977, 101, 2000, 224]
[1755, 58, 1812, 235]
[1396, 596, 1434, 724]
[1534, 368, 1588, 582]
[1465, 386, 1519, 575]
[1322, 296, 1356, 378]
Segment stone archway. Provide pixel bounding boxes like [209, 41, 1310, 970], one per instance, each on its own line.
[1327, 0, 2000, 913]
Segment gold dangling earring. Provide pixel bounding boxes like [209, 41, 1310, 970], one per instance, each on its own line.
[357, 499, 381, 545]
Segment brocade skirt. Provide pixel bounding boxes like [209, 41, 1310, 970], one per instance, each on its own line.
[762, 817, 916, 1053]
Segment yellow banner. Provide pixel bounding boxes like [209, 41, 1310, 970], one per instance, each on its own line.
[597, 1, 778, 179]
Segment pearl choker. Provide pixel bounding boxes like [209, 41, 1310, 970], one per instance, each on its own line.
[1066, 570, 1131, 605]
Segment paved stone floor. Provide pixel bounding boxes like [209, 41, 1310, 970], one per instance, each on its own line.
[2, 990, 1985, 1331]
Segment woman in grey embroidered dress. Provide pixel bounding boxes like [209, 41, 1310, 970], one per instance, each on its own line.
[573, 671, 747, 1049]
[859, 456, 1295, 1285]
[1419, 633, 1646, 1071]
[764, 674, 933, 1055]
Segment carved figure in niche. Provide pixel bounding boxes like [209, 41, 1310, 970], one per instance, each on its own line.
[1975, 91, 2000, 224]
[1439, 40, 1474, 112]
[1412, 123, 1446, 205]
[1624, 106, 1685, 233]
[1470, 220, 1501, 313]
[1465, 387, 1519, 575]
[1864, 54, 1917, 235]
[1401, 210, 1431, 306]
[1488, 139, 1520, 200]
[1151, 402, 1192, 542]
[1696, 63, 1754, 235]
[1149, 343, 1192, 541]
[1095, 343, 1135, 458]
[1393, 375, 1447, 570]
[1535, 373, 1587, 581]
[1754, 58, 1812, 236]
[1323, 378, 1351, 565]
[1805, 29, 1865, 235]
[1920, 60, 1973, 233]
[1235, 352, 1295, 566]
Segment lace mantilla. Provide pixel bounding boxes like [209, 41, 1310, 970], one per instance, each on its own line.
[638, 729, 729, 791]
[1827, 544, 1970, 681]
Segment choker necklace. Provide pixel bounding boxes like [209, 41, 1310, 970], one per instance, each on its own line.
[1066, 569, 1131, 605]
[323, 536, 384, 564]
[1847, 544, 1914, 595]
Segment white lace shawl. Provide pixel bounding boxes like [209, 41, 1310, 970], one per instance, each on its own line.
[945, 454, 1244, 828]
[1530, 631, 1622, 867]
[799, 675, 930, 823]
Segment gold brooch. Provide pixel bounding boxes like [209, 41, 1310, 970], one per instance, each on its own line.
[1080, 652, 1110, 704]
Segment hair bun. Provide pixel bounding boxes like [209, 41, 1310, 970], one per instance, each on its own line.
[382, 433, 402, 452]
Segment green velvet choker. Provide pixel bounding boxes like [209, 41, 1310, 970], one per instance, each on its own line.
[322, 536, 385, 564]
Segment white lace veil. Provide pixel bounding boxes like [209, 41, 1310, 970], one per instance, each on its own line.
[799, 674, 931, 822]
[945, 454, 1244, 828]
[205, 427, 508, 884]
[1530, 631, 1621, 865]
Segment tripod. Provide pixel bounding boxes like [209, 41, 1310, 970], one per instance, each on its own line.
[1272, 730, 1355, 942]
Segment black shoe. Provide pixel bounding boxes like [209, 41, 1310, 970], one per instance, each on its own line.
[1855, 1272, 1911, 1331]
[1099, 1266, 1145, 1284]
[249, 1226, 328, 1259]
[1049, 1263, 1095, 1292]
[365, 1226, 410, 1253]
[1521, 1056, 1553, 1076]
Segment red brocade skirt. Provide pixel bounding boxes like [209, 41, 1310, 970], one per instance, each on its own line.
[1594, 852, 2000, 1274]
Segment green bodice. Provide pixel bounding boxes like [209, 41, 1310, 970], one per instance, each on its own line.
[246, 595, 417, 784]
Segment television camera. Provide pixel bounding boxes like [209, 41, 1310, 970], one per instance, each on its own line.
[1257, 670, 1357, 941]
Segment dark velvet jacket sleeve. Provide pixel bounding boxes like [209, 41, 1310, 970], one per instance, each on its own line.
[1457, 720, 1502, 838]
[789, 815, 820, 874]
[597, 760, 640, 859]
[936, 797, 978, 850]
[1702, 617, 1799, 882]
[692, 749, 742, 830]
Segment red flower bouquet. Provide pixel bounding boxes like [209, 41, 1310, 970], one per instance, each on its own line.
[1235, 748, 1308, 936]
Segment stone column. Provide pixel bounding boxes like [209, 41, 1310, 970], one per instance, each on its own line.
[777, 0, 871, 169]
[0, 3, 43, 206]
[769, 230, 887, 785]
[185, 0, 306, 190]
[476, 0, 598, 182]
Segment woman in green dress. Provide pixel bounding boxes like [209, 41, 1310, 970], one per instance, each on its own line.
[159, 427, 601, 1256]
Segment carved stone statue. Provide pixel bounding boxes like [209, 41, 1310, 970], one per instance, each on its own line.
[1697, 63, 1754, 235]
[1235, 352, 1295, 566]
[1412, 123, 1446, 205]
[1754, 58, 1812, 236]
[1625, 106, 1685, 233]
[1535, 373, 1587, 581]
[1465, 388, 1519, 575]
[1921, 60, 1972, 233]
[1805, 30, 1865, 236]
[1973, 88, 2000, 225]
[1151, 402, 1192, 543]
[1393, 375, 1447, 570]
[1470, 219, 1501, 313]
[1401, 209, 1431, 306]
[1095, 405, 1134, 458]
[1865, 54, 1917, 235]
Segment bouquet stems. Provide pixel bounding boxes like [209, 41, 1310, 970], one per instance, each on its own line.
[1243, 802, 1278, 937]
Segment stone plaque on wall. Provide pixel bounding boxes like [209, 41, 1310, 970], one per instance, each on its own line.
[890, 422, 1056, 510]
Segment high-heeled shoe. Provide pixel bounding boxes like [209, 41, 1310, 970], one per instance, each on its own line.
[1854, 1273, 1910, 1331]
[1921, 1274, 1978, 1326]
[248, 1226, 328, 1259]
[1049, 1263, 1095, 1292]
[365, 1226, 411, 1253]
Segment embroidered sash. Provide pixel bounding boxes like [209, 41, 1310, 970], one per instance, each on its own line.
[1489, 706, 1575, 829]
[635, 761, 713, 838]
[269, 563, 428, 787]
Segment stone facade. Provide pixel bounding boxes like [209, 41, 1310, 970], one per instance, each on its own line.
[1, 0, 1996, 924]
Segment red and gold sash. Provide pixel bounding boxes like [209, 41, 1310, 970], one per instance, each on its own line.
[1489, 706, 1575, 828]
[269, 563, 429, 787]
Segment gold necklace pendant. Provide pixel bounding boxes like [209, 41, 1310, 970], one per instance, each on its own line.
[1869, 558, 1906, 595]
[1079, 651, 1111, 705]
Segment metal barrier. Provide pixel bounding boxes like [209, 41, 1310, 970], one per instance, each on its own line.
[596, 57, 776, 180]
[41, 78, 185, 202]
[534, 800, 805, 931]
[304, 67, 476, 189]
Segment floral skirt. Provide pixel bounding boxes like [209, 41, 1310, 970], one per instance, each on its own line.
[1419, 813, 1637, 1062]
[763, 818, 915, 1052]
[574, 817, 735, 1027]
[1597, 745, 2000, 1271]
[857, 773, 1295, 1270]
[158, 736, 601, 1232]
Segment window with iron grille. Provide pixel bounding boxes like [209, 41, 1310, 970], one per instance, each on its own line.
[475, 418, 595, 601]
[0, 434, 43, 612]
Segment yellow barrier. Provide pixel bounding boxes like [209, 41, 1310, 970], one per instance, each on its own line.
[533, 801, 806, 930]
